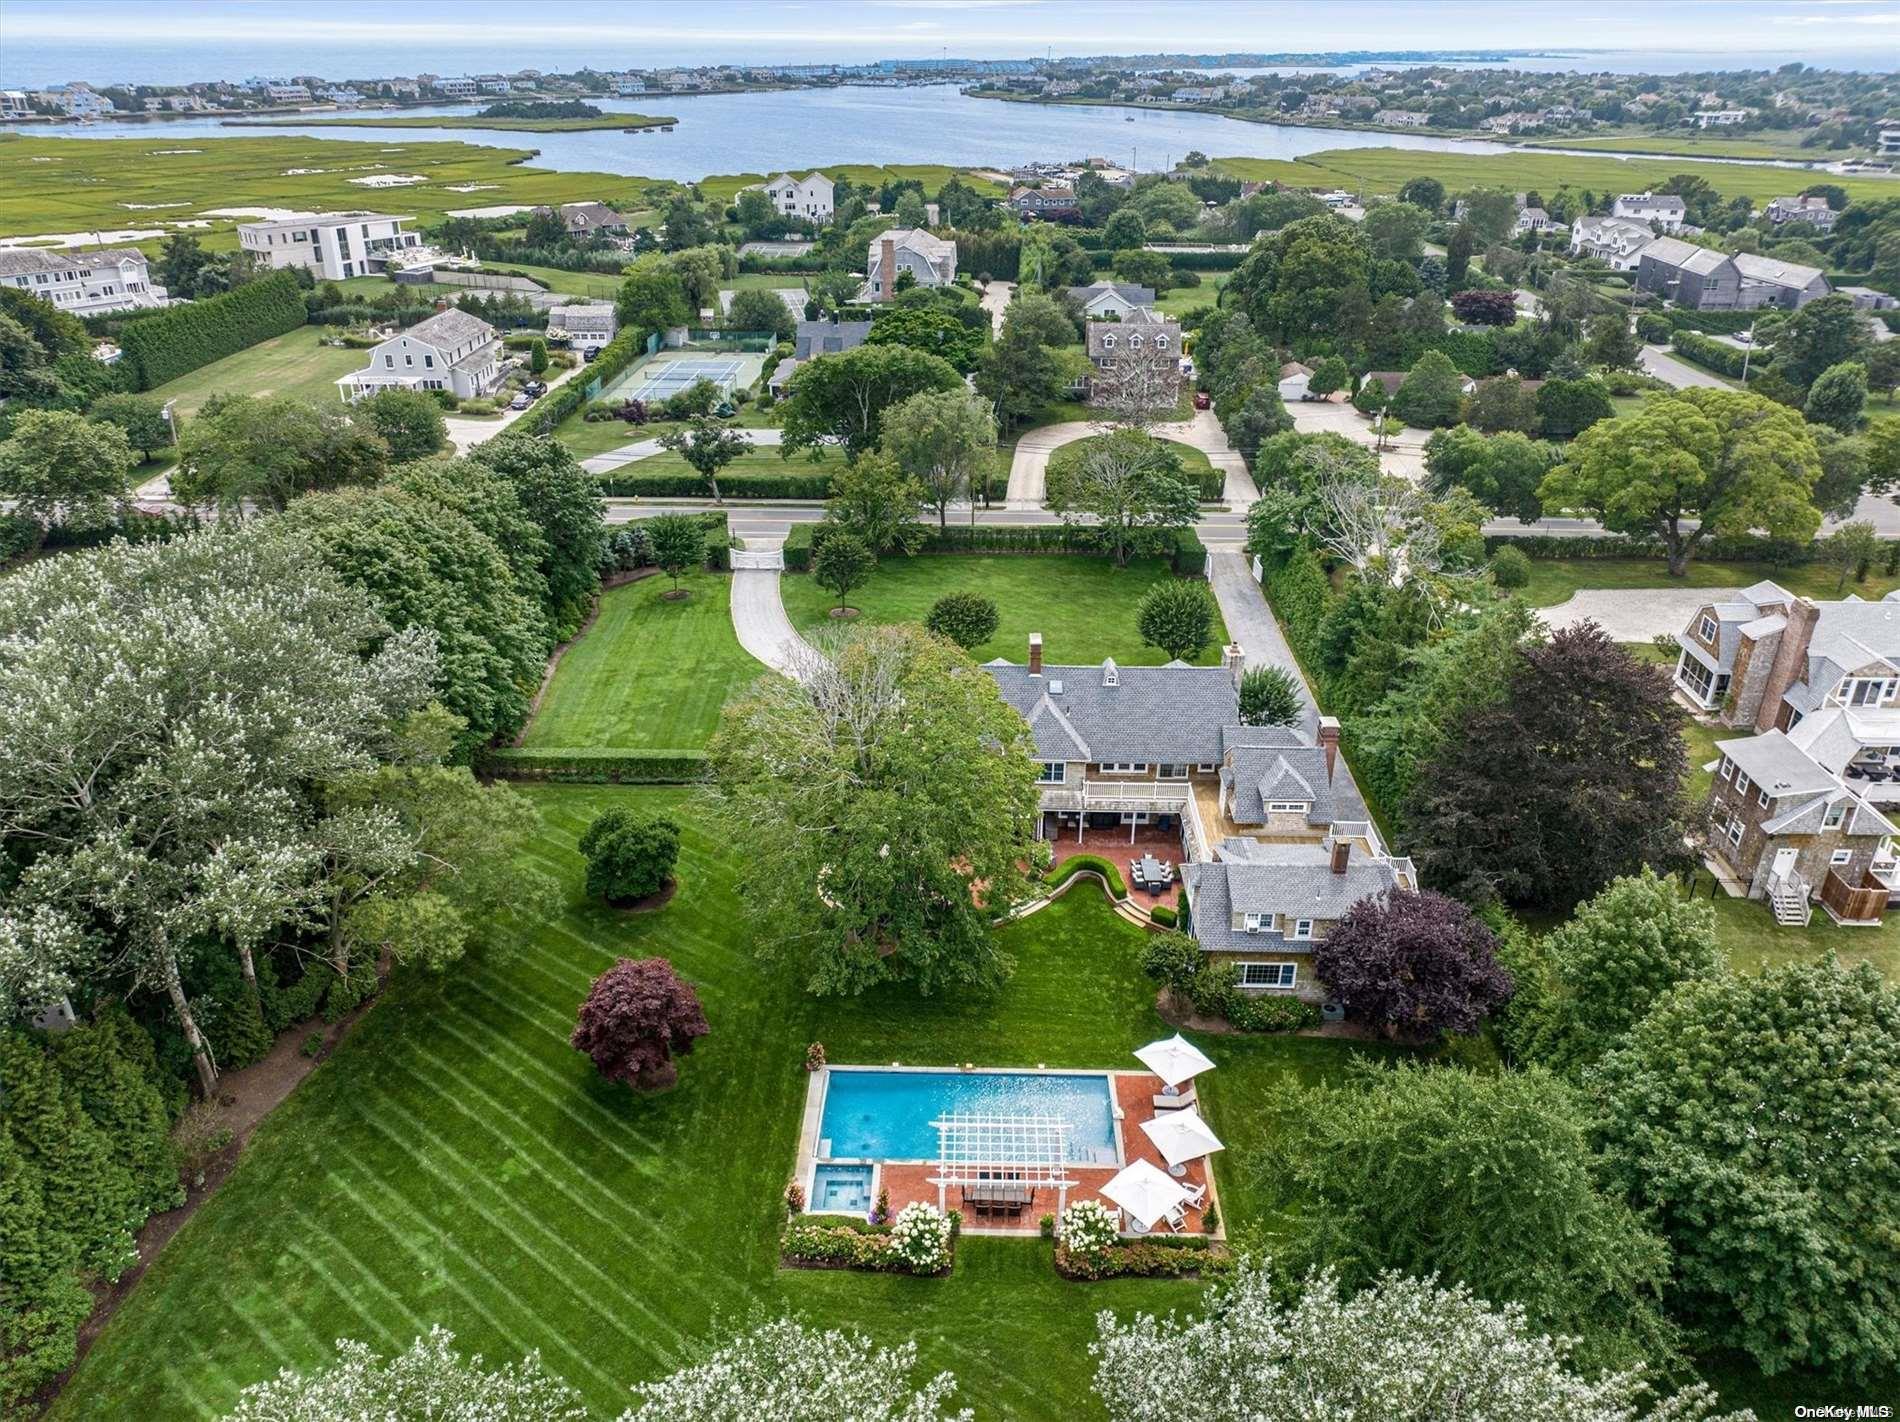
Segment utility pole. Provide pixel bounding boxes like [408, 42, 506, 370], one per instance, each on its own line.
[1740, 319, 1756, 382]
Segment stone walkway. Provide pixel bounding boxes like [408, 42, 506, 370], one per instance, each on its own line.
[980, 280, 1014, 336]
[582, 426, 783, 475]
[1539, 585, 1735, 643]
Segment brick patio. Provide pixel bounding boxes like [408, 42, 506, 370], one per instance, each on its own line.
[1045, 822, 1188, 908]
[851, 1072, 1219, 1238]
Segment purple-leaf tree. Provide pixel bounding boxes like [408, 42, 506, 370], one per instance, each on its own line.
[1313, 888, 1512, 1039]
[571, 957, 710, 1090]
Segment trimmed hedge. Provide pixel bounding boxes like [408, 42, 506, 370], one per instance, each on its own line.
[1047, 853, 1129, 900]
[1149, 903, 1177, 927]
[120, 269, 307, 390]
[1666, 308, 1759, 336]
[1160, 248, 1246, 272]
[601, 470, 835, 500]
[783, 521, 816, 571]
[1171, 527, 1208, 577]
[527, 323, 652, 435]
[786, 523, 1207, 576]
[1481, 531, 1825, 566]
[1669, 330, 1750, 380]
[480, 748, 709, 783]
[1055, 1236, 1233, 1281]
[780, 1217, 953, 1276]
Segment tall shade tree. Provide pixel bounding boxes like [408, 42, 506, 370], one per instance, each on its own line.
[1406, 622, 1689, 911]
[1389, 351, 1468, 429]
[1264, 1061, 1678, 1373]
[1804, 359, 1868, 434]
[822, 451, 926, 554]
[1045, 430, 1198, 567]
[1228, 214, 1370, 347]
[707, 624, 1040, 995]
[1773, 293, 1868, 390]
[87, 393, 173, 462]
[1424, 425, 1560, 524]
[626, 1316, 970, 1422]
[0, 530, 437, 1095]
[1238, 664, 1303, 727]
[780, 343, 963, 460]
[1506, 867, 1724, 1075]
[1590, 961, 1900, 1381]
[571, 956, 709, 1091]
[1311, 889, 1512, 1040]
[1136, 579, 1217, 662]
[658, 414, 751, 502]
[879, 388, 997, 528]
[467, 432, 605, 640]
[1537, 387, 1822, 576]
[725, 286, 796, 341]
[615, 258, 691, 333]
[1360, 201, 1432, 262]
[973, 291, 1077, 431]
[357, 386, 449, 463]
[1091, 1262, 1744, 1422]
[221, 1328, 588, 1422]
[866, 305, 985, 374]
[173, 394, 389, 513]
[0, 409, 137, 530]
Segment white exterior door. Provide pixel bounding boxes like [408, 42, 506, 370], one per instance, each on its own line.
[1770, 847, 1799, 884]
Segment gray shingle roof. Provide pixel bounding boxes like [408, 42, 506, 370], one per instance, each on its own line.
[547, 303, 614, 332]
[0, 246, 146, 278]
[1638, 235, 1733, 276]
[403, 308, 498, 350]
[983, 660, 1237, 764]
[1182, 840, 1402, 954]
[794, 319, 872, 360]
[1734, 252, 1826, 291]
[1067, 282, 1156, 307]
[1716, 730, 1839, 799]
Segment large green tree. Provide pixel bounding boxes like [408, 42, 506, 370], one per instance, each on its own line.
[659, 415, 752, 502]
[1361, 201, 1432, 262]
[780, 343, 963, 460]
[1773, 293, 1868, 390]
[1538, 387, 1822, 576]
[1266, 1059, 1678, 1373]
[1805, 359, 1868, 434]
[0, 409, 136, 528]
[866, 304, 985, 373]
[1423, 425, 1560, 524]
[357, 386, 448, 463]
[1590, 961, 1900, 1380]
[1045, 430, 1198, 566]
[822, 451, 925, 554]
[174, 394, 388, 513]
[973, 291, 1077, 430]
[707, 624, 1039, 996]
[879, 388, 996, 528]
[466, 433, 605, 640]
[1229, 213, 1370, 349]
[615, 257, 692, 333]
[1389, 351, 1467, 429]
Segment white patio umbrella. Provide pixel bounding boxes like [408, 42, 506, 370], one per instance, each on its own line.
[1100, 1158, 1191, 1231]
[1139, 1108, 1226, 1170]
[1133, 1033, 1216, 1090]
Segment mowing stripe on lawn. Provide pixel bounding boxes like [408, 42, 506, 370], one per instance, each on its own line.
[356, 1092, 687, 1357]
[288, 1221, 430, 1345]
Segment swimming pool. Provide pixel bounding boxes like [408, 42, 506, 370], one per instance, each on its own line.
[810, 1163, 874, 1213]
[818, 1069, 1119, 1165]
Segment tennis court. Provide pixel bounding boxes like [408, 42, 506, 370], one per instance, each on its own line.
[601, 353, 762, 404]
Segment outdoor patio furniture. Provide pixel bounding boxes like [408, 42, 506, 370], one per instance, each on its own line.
[1180, 1182, 1208, 1210]
[1134, 1035, 1217, 1094]
[1129, 860, 1149, 890]
[962, 1181, 1034, 1218]
[1151, 1088, 1197, 1112]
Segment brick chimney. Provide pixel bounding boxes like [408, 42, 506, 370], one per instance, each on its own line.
[1317, 715, 1341, 781]
[1222, 643, 1245, 690]
[879, 238, 896, 301]
[1752, 597, 1821, 733]
[1330, 837, 1351, 875]
[1029, 632, 1043, 677]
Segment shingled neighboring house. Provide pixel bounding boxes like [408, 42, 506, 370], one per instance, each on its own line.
[537, 201, 630, 237]
[1066, 281, 1155, 320]
[544, 303, 617, 351]
[336, 308, 502, 402]
[861, 228, 957, 300]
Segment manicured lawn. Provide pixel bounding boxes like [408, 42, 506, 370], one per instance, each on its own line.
[1520, 557, 1900, 609]
[781, 554, 1233, 667]
[477, 260, 624, 301]
[1154, 272, 1227, 317]
[724, 272, 809, 291]
[1681, 869, 1900, 984]
[620, 445, 845, 484]
[52, 787, 1377, 1420]
[146, 325, 368, 416]
[553, 404, 779, 460]
[519, 571, 762, 751]
[1053, 433, 1218, 499]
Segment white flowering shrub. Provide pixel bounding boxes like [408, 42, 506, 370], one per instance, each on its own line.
[1057, 1199, 1120, 1260]
[887, 1200, 954, 1273]
[1090, 1262, 1753, 1422]
[622, 1315, 971, 1421]
[223, 1327, 588, 1421]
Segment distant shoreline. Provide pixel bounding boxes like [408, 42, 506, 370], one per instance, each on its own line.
[224, 113, 679, 134]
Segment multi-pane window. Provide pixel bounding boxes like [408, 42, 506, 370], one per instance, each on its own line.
[1037, 762, 1066, 784]
[1238, 962, 1296, 989]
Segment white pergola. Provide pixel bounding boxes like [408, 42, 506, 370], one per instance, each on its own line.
[928, 1111, 1073, 1213]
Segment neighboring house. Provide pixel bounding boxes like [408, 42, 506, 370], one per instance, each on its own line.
[1570, 215, 1654, 270]
[1765, 194, 1839, 232]
[1361, 368, 1475, 400]
[1733, 252, 1830, 310]
[264, 83, 311, 102]
[1277, 361, 1313, 402]
[537, 201, 629, 237]
[1512, 205, 1560, 236]
[1881, 127, 1900, 158]
[0, 90, 32, 120]
[35, 84, 115, 117]
[1066, 282, 1155, 320]
[432, 77, 479, 98]
[1692, 108, 1750, 127]
[1702, 729, 1895, 925]
[793, 317, 872, 360]
[1840, 286, 1900, 311]
[545, 303, 616, 350]
[1085, 307, 1183, 396]
[746, 172, 836, 224]
[1009, 185, 1078, 217]
[862, 228, 957, 299]
[1612, 191, 1687, 232]
[237, 211, 421, 280]
[0, 247, 167, 316]
[1375, 109, 1430, 126]
[1634, 236, 1742, 309]
[336, 308, 502, 402]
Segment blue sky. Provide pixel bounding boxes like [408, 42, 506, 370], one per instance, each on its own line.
[5, 0, 1899, 62]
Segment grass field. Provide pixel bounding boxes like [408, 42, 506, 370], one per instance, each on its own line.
[1154, 272, 1228, 317]
[698, 163, 1006, 205]
[781, 554, 1232, 666]
[519, 572, 762, 751]
[1519, 557, 1900, 610]
[51, 786, 1387, 1420]
[1052, 433, 1218, 496]
[237, 113, 677, 133]
[0, 135, 675, 241]
[1208, 147, 1898, 207]
[1523, 131, 1835, 161]
[552, 403, 778, 460]
[147, 325, 367, 415]
[620, 445, 845, 484]
[474, 261, 627, 301]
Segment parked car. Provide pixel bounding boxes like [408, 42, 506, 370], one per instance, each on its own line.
[1193, 390, 1211, 410]
[524, 380, 548, 396]
[583, 346, 601, 362]
[508, 392, 532, 411]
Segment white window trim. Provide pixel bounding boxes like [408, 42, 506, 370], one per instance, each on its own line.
[1698, 615, 1718, 642]
[1757, 787, 1771, 809]
[1237, 961, 1297, 989]
[1265, 800, 1310, 814]
[1290, 918, 1315, 941]
[1098, 762, 1149, 775]
[1726, 816, 1743, 848]
[1196, 762, 1217, 773]
[1241, 912, 1269, 933]
[1038, 762, 1066, 784]
[1718, 757, 1733, 782]
[1734, 770, 1751, 794]
[1830, 848, 1853, 865]
[1825, 803, 1847, 828]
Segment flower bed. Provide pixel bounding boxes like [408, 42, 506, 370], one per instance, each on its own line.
[1054, 1234, 1233, 1282]
[780, 1204, 957, 1276]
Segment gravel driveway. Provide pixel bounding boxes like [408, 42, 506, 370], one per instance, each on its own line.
[1539, 586, 1735, 643]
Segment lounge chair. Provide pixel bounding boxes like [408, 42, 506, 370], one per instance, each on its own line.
[1152, 1088, 1197, 1112]
[1179, 1182, 1208, 1210]
[1162, 1202, 1189, 1233]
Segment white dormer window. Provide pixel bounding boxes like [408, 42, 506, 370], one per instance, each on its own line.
[1699, 615, 1718, 642]
[1155, 335, 1169, 349]
[1102, 660, 1119, 687]
[1101, 333, 1116, 349]
[1825, 802, 1847, 829]
[1242, 913, 1268, 933]
[1129, 334, 1143, 350]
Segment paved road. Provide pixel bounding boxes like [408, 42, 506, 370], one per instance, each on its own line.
[1639, 343, 1731, 391]
[582, 426, 783, 476]
[727, 540, 816, 678]
[980, 280, 1014, 336]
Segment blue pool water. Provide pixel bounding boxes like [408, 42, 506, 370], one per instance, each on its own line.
[819, 1070, 1118, 1164]
[810, 1163, 873, 1213]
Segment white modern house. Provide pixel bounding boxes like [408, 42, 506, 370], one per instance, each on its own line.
[0, 247, 167, 316]
[237, 212, 423, 281]
[862, 228, 957, 300]
[746, 172, 835, 224]
[545, 303, 617, 351]
[337, 309, 502, 402]
[1612, 192, 1687, 232]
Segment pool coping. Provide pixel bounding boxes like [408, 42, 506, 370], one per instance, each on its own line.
[790, 1063, 1221, 1241]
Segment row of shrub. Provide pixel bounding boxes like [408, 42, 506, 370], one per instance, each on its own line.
[1053, 1235, 1233, 1282]
[120, 269, 308, 389]
[0, 508, 199, 570]
[527, 323, 653, 435]
[602, 510, 731, 571]
[1141, 931, 1324, 1034]
[782, 523, 1204, 576]
[1045, 853, 1129, 900]
[1668, 329, 1751, 380]
[306, 303, 440, 328]
[480, 748, 711, 783]
[1663, 308, 1760, 336]
[780, 1208, 957, 1276]
[1481, 531, 1826, 566]
[602, 469, 1009, 503]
